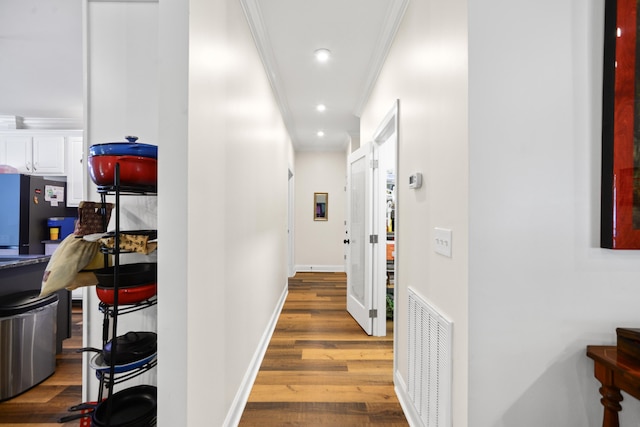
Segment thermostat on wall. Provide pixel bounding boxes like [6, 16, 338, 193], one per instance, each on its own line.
[408, 173, 422, 189]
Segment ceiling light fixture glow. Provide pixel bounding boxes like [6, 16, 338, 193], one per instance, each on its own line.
[316, 104, 326, 112]
[314, 48, 331, 62]
[317, 131, 325, 137]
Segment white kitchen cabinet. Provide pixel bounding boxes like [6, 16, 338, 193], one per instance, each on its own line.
[32, 135, 66, 174]
[0, 135, 31, 173]
[66, 135, 85, 207]
[0, 131, 67, 175]
[0, 130, 84, 207]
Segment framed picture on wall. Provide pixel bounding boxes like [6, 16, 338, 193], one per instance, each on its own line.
[601, 0, 640, 248]
[314, 192, 328, 221]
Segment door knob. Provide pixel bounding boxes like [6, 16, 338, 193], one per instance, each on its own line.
[343, 239, 350, 244]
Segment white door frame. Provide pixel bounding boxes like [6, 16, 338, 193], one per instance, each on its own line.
[371, 100, 399, 337]
[287, 168, 295, 277]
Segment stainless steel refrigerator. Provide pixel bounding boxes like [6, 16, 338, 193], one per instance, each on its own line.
[0, 174, 74, 254]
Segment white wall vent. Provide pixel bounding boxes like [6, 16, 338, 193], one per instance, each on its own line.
[407, 288, 453, 427]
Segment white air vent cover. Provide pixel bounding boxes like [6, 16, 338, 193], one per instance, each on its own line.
[407, 288, 453, 427]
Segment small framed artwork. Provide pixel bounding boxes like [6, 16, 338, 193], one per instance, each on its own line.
[314, 192, 328, 221]
[601, 0, 640, 248]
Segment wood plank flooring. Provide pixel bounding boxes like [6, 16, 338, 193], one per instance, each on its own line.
[0, 304, 83, 426]
[239, 272, 408, 426]
[0, 273, 407, 426]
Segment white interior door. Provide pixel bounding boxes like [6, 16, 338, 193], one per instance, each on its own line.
[372, 129, 396, 336]
[346, 143, 374, 334]
[370, 100, 399, 337]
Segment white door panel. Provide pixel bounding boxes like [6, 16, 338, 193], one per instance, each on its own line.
[346, 143, 374, 334]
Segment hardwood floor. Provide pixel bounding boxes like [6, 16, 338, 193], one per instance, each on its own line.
[0, 304, 83, 426]
[239, 272, 407, 426]
[0, 273, 407, 426]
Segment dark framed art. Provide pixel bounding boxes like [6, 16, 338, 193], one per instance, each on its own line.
[601, 0, 640, 248]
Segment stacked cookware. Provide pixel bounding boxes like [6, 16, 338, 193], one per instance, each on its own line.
[65, 136, 158, 426]
[87, 136, 158, 190]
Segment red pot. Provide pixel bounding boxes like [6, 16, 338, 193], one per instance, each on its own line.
[96, 282, 157, 305]
[88, 155, 157, 187]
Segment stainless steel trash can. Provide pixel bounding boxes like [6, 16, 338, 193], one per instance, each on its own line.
[0, 291, 58, 400]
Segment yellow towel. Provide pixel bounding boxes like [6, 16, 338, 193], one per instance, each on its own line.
[65, 252, 113, 291]
[40, 234, 101, 297]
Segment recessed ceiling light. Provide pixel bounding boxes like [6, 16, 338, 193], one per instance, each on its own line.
[316, 104, 326, 112]
[317, 130, 325, 137]
[314, 48, 331, 62]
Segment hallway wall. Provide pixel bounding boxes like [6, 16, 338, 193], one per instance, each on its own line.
[158, 0, 292, 424]
[468, 0, 640, 425]
[360, 0, 469, 423]
[294, 150, 347, 271]
[363, 0, 640, 426]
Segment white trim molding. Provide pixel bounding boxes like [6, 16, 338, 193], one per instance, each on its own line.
[295, 265, 345, 273]
[223, 282, 289, 426]
[352, 0, 409, 116]
[240, 0, 296, 142]
[394, 371, 423, 427]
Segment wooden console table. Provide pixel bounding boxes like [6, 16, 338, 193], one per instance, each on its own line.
[587, 345, 640, 427]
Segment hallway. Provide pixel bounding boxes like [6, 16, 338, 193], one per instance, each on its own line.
[239, 272, 407, 426]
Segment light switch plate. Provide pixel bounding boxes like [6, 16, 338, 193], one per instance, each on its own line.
[434, 227, 452, 257]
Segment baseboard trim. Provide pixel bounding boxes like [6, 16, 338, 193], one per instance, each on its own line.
[295, 264, 345, 273]
[223, 281, 288, 426]
[394, 370, 422, 427]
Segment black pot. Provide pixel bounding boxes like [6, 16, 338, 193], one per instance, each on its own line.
[93, 263, 157, 288]
[103, 331, 157, 366]
[92, 385, 157, 427]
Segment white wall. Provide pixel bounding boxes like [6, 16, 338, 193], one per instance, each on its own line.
[364, 0, 640, 425]
[361, 0, 469, 424]
[85, 1, 159, 148]
[158, 0, 292, 425]
[83, 0, 160, 400]
[294, 150, 347, 271]
[468, 0, 640, 425]
[0, 0, 82, 119]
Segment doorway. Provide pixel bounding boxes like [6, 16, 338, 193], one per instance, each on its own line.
[372, 100, 398, 337]
[287, 168, 295, 277]
[345, 101, 398, 337]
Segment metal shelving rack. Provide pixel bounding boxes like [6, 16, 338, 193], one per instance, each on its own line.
[97, 164, 157, 424]
[59, 165, 158, 426]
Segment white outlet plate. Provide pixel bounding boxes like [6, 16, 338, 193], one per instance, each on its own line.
[434, 227, 452, 257]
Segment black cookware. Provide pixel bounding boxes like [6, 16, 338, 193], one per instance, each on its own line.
[93, 263, 157, 288]
[91, 385, 157, 427]
[80, 331, 157, 369]
[103, 331, 157, 365]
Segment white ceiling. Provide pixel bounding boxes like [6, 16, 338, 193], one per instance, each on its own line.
[0, 0, 408, 151]
[243, 0, 408, 151]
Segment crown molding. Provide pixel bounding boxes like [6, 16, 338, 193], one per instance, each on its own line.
[0, 115, 23, 130]
[240, 0, 297, 143]
[353, 0, 409, 116]
[0, 115, 82, 130]
[21, 117, 83, 130]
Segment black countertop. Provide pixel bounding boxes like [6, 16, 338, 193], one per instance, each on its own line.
[0, 255, 51, 271]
